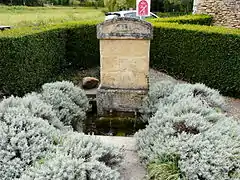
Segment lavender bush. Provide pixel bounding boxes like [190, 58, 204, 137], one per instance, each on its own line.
[0, 81, 123, 180]
[0, 109, 60, 180]
[21, 132, 123, 180]
[136, 81, 239, 180]
[0, 93, 64, 129]
[41, 81, 89, 128]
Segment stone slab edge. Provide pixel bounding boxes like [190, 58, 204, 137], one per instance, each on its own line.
[97, 17, 153, 40]
[96, 86, 148, 115]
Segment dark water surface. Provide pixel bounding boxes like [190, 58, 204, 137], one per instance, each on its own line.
[73, 111, 147, 136]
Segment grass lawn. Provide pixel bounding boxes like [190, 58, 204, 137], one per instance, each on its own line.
[0, 5, 105, 27]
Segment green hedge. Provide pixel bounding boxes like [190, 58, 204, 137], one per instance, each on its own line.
[65, 22, 99, 69]
[0, 21, 100, 96]
[0, 27, 66, 96]
[0, 16, 240, 97]
[152, 14, 213, 25]
[151, 22, 240, 97]
[156, 12, 191, 18]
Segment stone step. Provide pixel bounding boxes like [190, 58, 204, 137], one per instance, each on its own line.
[95, 135, 147, 180]
[84, 88, 97, 99]
[83, 88, 97, 112]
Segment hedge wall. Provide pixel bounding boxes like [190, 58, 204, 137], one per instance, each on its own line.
[153, 14, 213, 25]
[0, 27, 66, 96]
[0, 21, 99, 96]
[0, 16, 240, 97]
[151, 22, 240, 97]
[156, 12, 191, 18]
[65, 22, 99, 69]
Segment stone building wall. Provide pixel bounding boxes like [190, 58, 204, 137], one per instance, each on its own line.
[194, 0, 240, 28]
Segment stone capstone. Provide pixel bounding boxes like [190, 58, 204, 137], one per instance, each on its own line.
[97, 17, 153, 40]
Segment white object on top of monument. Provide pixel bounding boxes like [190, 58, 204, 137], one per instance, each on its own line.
[104, 10, 158, 21]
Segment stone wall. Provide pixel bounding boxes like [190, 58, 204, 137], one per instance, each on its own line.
[195, 0, 240, 28]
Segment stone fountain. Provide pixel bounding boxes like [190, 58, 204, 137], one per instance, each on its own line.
[96, 17, 153, 116]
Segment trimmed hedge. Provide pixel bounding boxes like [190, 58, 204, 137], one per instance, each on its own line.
[0, 21, 100, 96]
[151, 22, 240, 97]
[65, 22, 100, 69]
[0, 16, 240, 97]
[156, 12, 191, 18]
[152, 14, 213, 25]
[0, 28, 66, 96]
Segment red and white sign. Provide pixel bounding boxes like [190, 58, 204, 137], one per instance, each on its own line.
[136, 0, 150, 17]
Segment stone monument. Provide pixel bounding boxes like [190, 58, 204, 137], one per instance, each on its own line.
[96, 17, 153, 116]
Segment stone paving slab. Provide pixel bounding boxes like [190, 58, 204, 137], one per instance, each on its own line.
[96, 135, 147, 180]
[226, 97, 240, 120]
[96, 136, 136, 151]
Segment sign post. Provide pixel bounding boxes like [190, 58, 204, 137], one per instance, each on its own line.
[136, 0, 150, 17]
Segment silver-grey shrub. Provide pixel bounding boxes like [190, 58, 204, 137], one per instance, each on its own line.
[58, 132, 123, 170]
[0, 91, 122, 179]
[135, 100, 223, 163]
[136, 95, 224, 164]
[135, 81, 239, 180]
[149, 96, 225, 125]
[0, 107, 60, 180]
[146, 81, 175, 109]
[0, 81, 123, 180]
[136, 114, 240, 180]
[0, 93, 65, 129]
[41, 81, 89, 127]
[0, 108, 123, 180]
[137, 82, 226, 160]
[168, 83, 226, 111]
[21, 154, 121, 180]
[0, 105, 123, 180]
[140, 81, 175, 121]
[179, 118, 240, 180]
[21, 132, 123, 180]
[141, 81, 226, 122]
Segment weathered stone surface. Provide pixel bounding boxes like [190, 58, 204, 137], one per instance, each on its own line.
[82, 77, 99, 89]
[96, 18, 152, 115]
[96, 86, 148, 116]
[97, 17, 153, 39]
[195, 0, 240, 28]
[100, 39, 149, 89]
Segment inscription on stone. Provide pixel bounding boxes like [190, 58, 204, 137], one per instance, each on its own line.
[115, 24, 128, 33]
[113, 23, 140, 34]
[97, 17, 153, 39]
